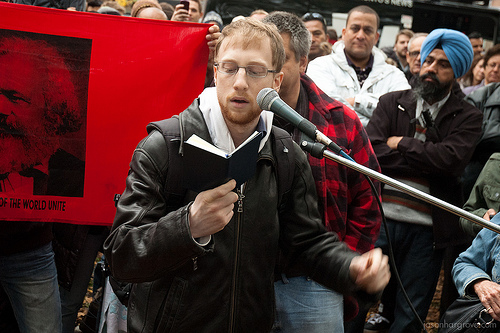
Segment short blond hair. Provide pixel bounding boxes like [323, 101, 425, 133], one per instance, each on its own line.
[215, 18, 285, 72]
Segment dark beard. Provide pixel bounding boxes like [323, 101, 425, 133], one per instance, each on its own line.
[0, 135, 59, 175]
[0, 113, 59, 175]
[413, 73, 453, 104]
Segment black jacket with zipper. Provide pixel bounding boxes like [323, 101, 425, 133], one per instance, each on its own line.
[104, 99, 362, 332]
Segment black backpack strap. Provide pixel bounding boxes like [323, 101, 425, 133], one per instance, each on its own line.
[271, 125, 296, 208]
[147, 116, 187, 211]
[108, 117, 188, 307]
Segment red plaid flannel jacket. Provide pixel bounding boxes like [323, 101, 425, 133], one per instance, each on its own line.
[301, 74, 382, 254]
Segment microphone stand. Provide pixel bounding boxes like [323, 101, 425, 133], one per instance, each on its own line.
[301, 141, 500, 234]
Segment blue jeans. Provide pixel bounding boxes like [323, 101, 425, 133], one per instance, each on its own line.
[0, 242, 62, 333]
[273, 276, 344, 332]
[376, 220, 444, 333]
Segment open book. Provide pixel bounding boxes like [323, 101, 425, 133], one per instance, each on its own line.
[182, 131, 262, 192]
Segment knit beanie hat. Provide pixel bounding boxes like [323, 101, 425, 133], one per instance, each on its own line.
[203, 11, 223, 30]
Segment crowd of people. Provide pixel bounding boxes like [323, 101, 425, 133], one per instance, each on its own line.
[2, 0, 500, 332]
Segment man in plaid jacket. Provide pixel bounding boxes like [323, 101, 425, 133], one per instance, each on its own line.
[263, 12, 382, 333]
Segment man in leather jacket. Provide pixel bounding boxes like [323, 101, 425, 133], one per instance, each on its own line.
[104, 18, 390, 333]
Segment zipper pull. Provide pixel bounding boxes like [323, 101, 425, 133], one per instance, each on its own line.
[192, 257, 198, 271]
[236, 188, 245, 213]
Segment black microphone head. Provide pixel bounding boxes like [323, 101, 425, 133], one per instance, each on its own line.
[257, 88, 279, 111]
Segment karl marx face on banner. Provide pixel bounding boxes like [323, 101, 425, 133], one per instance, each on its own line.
[0, 37, 82, 175]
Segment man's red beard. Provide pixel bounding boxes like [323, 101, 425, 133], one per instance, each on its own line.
[219, 96, 262, 126]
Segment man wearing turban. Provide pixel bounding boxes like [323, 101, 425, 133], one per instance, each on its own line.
[363, 29, 483, 332]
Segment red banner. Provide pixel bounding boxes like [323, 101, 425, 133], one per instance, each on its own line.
[0, 3, 210, 225]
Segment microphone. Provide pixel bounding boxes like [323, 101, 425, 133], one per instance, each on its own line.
[257, 87, 345, 156]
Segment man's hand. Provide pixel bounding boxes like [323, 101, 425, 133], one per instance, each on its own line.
[346, 97, 355, 106]
[349, 248, 390, 294]
[483, 209, 497, 221]
[170, 4, 189, 21]
[473, 279, 500, 321]
[387, 136, 403, 150]
[207, 24, 221, 60]
[189, 180, 238, 238]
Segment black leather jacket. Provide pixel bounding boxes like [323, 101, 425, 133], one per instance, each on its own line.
[104, 100, 360, 332]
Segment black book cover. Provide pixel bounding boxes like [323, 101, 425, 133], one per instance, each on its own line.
[182, 132, 262, 192]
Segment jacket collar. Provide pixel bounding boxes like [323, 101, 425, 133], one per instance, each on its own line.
[300, 73, 345, 129]
[345, 49, 374, 72]
[479, 82, 500, 108]
[396, 89, 465, 125]
[332, 41, 388, 74]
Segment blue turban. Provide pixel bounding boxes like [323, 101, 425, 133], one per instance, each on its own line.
[420, 29, 474, 78]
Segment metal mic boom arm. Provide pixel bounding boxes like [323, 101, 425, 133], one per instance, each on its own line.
[300, 140, 500, 234]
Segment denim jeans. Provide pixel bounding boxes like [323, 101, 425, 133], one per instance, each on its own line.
[376, 219, 444, 333]
[0, 242, 62, 333]
[273, 276, 344, 332]
[453, 213, 500, 297]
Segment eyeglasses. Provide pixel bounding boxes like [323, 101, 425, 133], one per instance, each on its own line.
[408, 50, 420, 58]
[215, 62, 278, 78]
[302, 12, 327, 28]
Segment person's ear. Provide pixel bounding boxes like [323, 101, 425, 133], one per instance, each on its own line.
[299, 56, 308, 74]
[272, 72, 284, 92]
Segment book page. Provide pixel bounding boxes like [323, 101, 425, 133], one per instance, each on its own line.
[185, 135, 228, 158]
[231, 131, 261, 156]
[185, 131, 261, 158]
